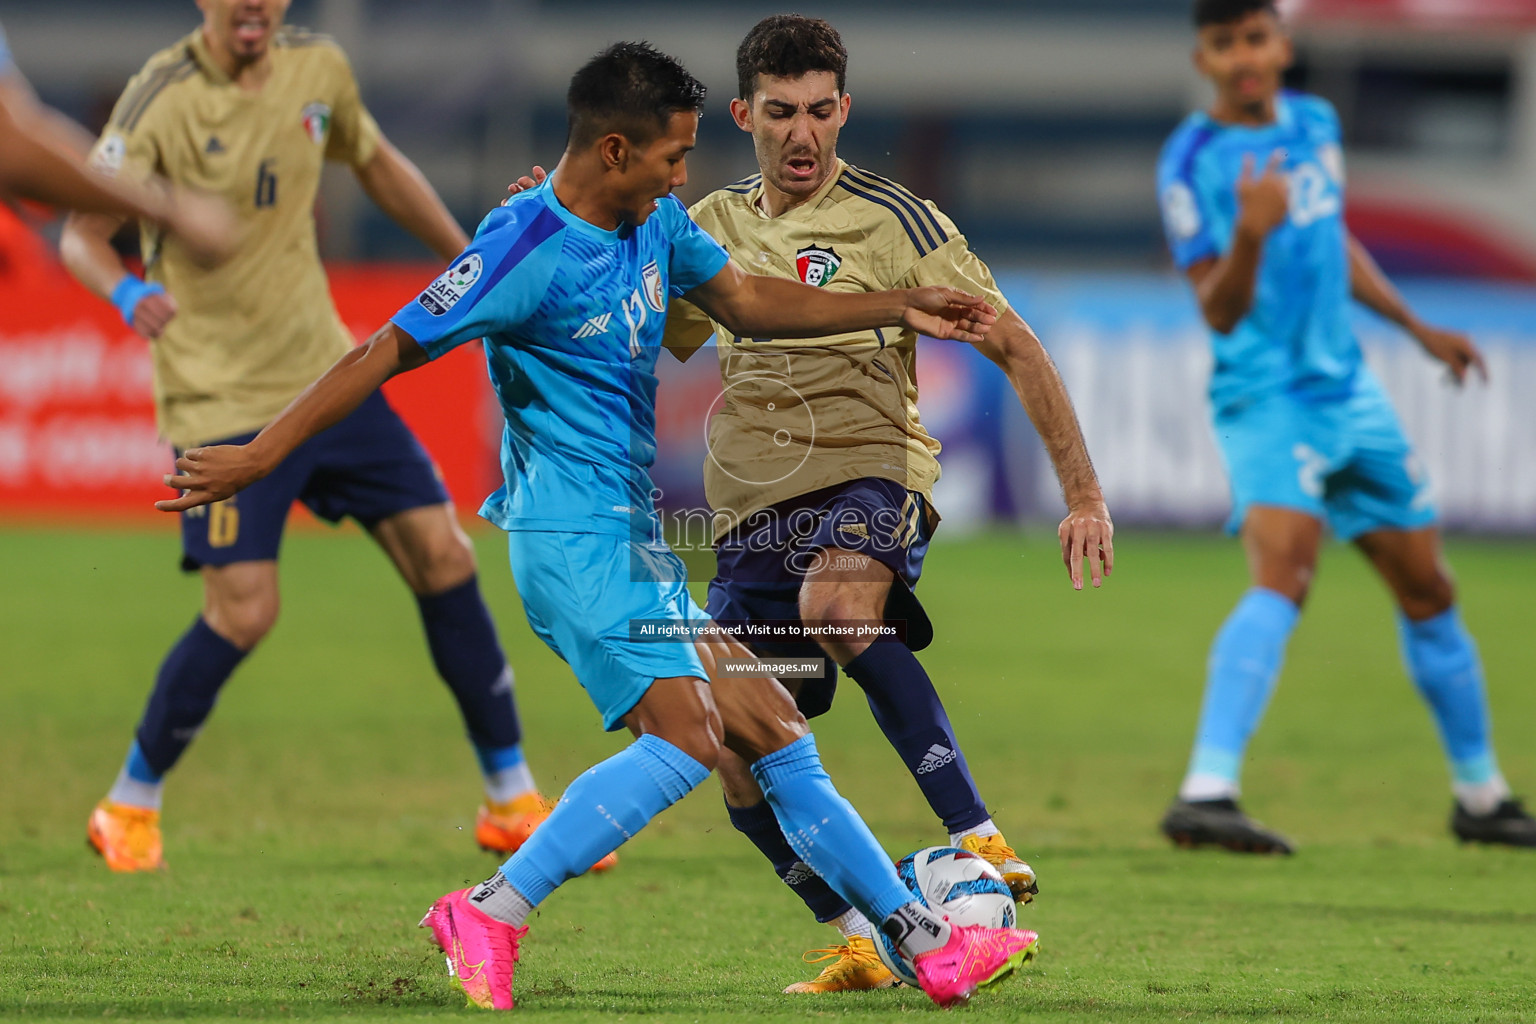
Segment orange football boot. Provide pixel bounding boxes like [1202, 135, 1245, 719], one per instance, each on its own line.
[474, 793, 617, 872]
[87, 799, 165, 872]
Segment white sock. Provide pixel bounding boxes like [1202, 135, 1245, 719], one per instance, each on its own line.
[829, 907, 874, 941]
[108, 771, 163, 811]
[949, 818, 998, 845]
[1179, 773, 1239, 802]
[1454, 775, 1511, 817]
[468, 871, 534, 927]
[484, 761, 537, 805]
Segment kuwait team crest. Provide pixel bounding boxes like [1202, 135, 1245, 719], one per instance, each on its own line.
[796, 245, 841, 287]
[301, 102, 331, 144]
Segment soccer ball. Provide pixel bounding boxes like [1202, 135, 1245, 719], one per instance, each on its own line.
[875, 846, 1017, 986]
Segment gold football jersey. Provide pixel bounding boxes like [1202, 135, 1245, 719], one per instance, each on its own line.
[89, 27, 381, 447]
[663, 160, 1009, 537]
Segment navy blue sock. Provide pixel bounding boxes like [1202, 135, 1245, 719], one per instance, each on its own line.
[135, 616, 247, 776]
[726, 799, 852, 923]
[416, 575, 521, 752]
[843, 642, 989, 833]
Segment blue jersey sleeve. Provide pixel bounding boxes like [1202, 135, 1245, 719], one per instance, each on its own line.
[660, 195, 730, 296]
[1157, 122, 1221, 270]
[0, 24, 15, 77]
[390, 201, 564, 360]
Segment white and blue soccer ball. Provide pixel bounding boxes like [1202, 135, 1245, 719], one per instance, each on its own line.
[875, 846, 1017, 986]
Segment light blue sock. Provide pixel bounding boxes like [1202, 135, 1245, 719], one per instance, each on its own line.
[1181, 587, 1300, 799]
[751, 734, 916, 924]
[1398, 607, 1501, 789]
[500, 734, 708, 906]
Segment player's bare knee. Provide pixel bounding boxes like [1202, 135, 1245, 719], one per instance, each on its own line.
[204, 592, 278, 650]
[671, 722, 722, 773]
[1402, 570, 1455, 620]
[1254, 550, 1315, 605]
[717, 747, 764, 807]
[418, 531, 477, 595]
[378, 505, 477, 595]
[799, 582, 878, 632]
[722, 689, 807, 764]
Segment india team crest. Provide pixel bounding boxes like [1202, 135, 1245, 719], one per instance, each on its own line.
[300, 102, 331, 144]
[796, 245, 841, 287]
[641, 260, 666, 313]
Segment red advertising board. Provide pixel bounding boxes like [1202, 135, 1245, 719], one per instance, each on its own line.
[0, 261, 499, 522]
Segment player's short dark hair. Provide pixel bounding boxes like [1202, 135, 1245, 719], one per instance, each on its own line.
[566, 41, 707, 150]
[1192, 0, 1279, 27]
[736, 15, 847, 100]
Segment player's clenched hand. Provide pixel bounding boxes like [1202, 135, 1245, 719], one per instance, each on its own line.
[502, 165, 548, 204]
[1413, 322, 1488, 385]
[131, 289, 179, 341]
[1058, 501, 1114, 591]
[154, 444, 267, 512]
[1235, 150, 1289, 237]
[902, 287, 997, 343]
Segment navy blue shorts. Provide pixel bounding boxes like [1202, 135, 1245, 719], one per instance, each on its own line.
[177, 390, 449, 571]
[706, 478, 935, 719]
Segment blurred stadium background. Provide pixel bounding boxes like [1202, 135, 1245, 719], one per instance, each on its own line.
[1, 0, 1533, 533]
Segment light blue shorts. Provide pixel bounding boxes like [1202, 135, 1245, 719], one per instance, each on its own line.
[1213, 372, 1437, 540]
[507, 530, 709, 731]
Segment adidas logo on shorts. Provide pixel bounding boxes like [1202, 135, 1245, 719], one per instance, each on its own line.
[915, 743, 957, 774]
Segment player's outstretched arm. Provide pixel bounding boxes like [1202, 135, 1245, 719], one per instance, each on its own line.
[974, 310, 1113, 590]
[355, 138, 469, 263]
[1346, 233, 1487, 384]
[1188, 151, 1289, 333]
[155, 324, 428, 512]
[683, 260, 997, 343]
[1, 101, 233, 264]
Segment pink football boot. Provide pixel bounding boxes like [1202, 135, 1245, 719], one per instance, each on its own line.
[912, 924, 1040, 1008]
[419, 887, 527, 1010]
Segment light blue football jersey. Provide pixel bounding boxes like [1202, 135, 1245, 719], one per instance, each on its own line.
[391, 177, 730, 537]
[1157, 91, 1358, 412]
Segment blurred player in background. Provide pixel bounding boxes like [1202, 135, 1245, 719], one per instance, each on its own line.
[155, 41, 1041, 1011]
[1156, 0, 1534, 852]
[0, 19, 232, 263]
[57, 0, 581, 873]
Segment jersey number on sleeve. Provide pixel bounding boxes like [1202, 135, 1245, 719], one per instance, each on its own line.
[255, 159, 278, 209]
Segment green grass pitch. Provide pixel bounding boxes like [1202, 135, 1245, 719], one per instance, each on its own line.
[1, 525, 1532, 1022]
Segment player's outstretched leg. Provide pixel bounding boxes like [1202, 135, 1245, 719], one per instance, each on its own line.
[421, 677, 717, 1009]
[702, 635, 1040, 1008]
[720, 762, 894, 993]
[1355, 527, 1536, 848]
[91, 561, 271, 872]
[801, 549, 1038, 900]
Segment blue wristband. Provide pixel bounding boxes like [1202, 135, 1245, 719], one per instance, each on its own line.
[110, 275, 165, 326]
